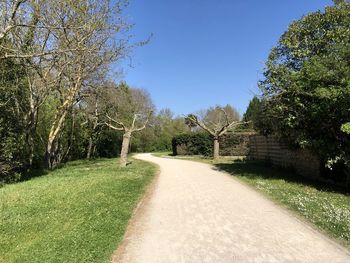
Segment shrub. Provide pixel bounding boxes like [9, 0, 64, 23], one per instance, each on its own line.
[172, 133, 213, 156]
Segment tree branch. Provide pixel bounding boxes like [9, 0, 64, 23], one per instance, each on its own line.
[106, 114, 126, 129]
[186, 115, 216, 136]
[0, 0, 28, 40]
[104, 122, 124, 131]
[132, 111, 153, 132]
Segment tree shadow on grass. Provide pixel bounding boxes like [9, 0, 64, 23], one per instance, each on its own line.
[14, 158, 113, 184]
[215, 160, 349, 195]
[20, 168, 49, 182]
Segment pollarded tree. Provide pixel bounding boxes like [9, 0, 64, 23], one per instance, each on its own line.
[103, 82, 154, 167]
[185, 105, 243, 160]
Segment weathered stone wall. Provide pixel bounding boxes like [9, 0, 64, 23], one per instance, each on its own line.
[248, 135, 321, 180]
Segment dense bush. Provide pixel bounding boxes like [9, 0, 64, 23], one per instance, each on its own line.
[0, 56, 29, 183]
[257, 2, 350, 183]
[172, 133, 213, 156]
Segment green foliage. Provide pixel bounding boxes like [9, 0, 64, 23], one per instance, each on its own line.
[130, 109, 189, 153]
[243, 96, 263, 130]
[258, 2, 350, 176]
[341, 123, 350, 134]
[1, 0, 136, 181]
[0, 54, 28, 183]
[172, 133, 250, 157]
[334, 0, 350, 5]
[96, 129, 122, 158]
[0, 158, 156, 262]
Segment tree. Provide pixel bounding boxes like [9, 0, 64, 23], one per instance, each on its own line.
[81, 85, 105, 159]
[0, 1, 150, 182]
[243, 96, 262, 130]
[143, 108, 188, 151]
[103, 83, 154, 167]
[259, 2, 350, 177]
[0, 51, 28, 182]
[334, 0, 349, 5]
[41, 0, 132, 168]
[185, 105, 242, 160]
[0, 0, 135, 169]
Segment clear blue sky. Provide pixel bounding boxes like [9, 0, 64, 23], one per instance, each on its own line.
[120, 0, 333, 116]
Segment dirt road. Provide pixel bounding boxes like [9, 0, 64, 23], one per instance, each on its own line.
[112, 153, 350, 263]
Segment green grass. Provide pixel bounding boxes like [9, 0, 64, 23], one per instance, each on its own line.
[218, 161, 350, 248]
[151, 152, 244, 164]
[0, 158, 157, 263]
[157, 153, 350, 248]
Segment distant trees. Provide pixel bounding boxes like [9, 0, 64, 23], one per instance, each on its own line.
[186, 105, 242, 159]
[258, 2, 350, 177]
[149, 108, 189, 151]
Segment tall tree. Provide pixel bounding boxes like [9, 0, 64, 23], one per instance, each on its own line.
[42, 0, 132, 168]
[186, 105, 242, 160]
[103, 83, 154, 167]
[259, 2, 350, 176]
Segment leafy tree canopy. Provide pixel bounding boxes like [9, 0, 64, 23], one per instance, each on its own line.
[258, 2, 350, 168]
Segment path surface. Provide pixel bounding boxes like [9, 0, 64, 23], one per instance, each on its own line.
[113, 153, 350, 263]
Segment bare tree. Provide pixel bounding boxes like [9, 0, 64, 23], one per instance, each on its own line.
[41, 0, 132, 168]
[0, 0, 31, 43]
[80, 83, 107, 159]
[186, 105, 246, 160]
[0, 0, 88, 60]
[102, 83, 154, 167]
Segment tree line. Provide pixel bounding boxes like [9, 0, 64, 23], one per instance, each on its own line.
[2, 0, 350, 184]
[0, 0, 190, 183]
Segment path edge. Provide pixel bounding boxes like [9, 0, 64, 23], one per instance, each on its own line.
[109, 157, 160, 263]
[152, 154, 350, 253]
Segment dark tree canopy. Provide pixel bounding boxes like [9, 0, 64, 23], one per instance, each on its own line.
[243, 96, 263, 130]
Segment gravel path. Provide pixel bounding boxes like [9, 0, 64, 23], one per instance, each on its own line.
[112, 153, 350, 263]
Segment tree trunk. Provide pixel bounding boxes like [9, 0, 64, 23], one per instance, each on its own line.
[26, 101, 39, 168]
[87, 104, 98, 159]
[120, 131, 131, 167]
[45, 74, 82, 168]
[45, 140, 54, 169]
[87, 137, 93, 159]
[45, 109, 69, 168]
[213, 137, 220, 160]
[28, 134, 34, 167]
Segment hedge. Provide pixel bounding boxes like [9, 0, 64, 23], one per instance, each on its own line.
[172, 133, 251, 157]
[172, 133, 213, 156]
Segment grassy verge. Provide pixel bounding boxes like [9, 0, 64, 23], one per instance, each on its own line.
[151, 152, 243, 164]
[0, 158, 157, 263]
[155, 153, 350, 248]
[216, 161, 350, 248]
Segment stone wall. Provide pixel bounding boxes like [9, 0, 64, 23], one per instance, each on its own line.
[248, 135, 321, 180]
